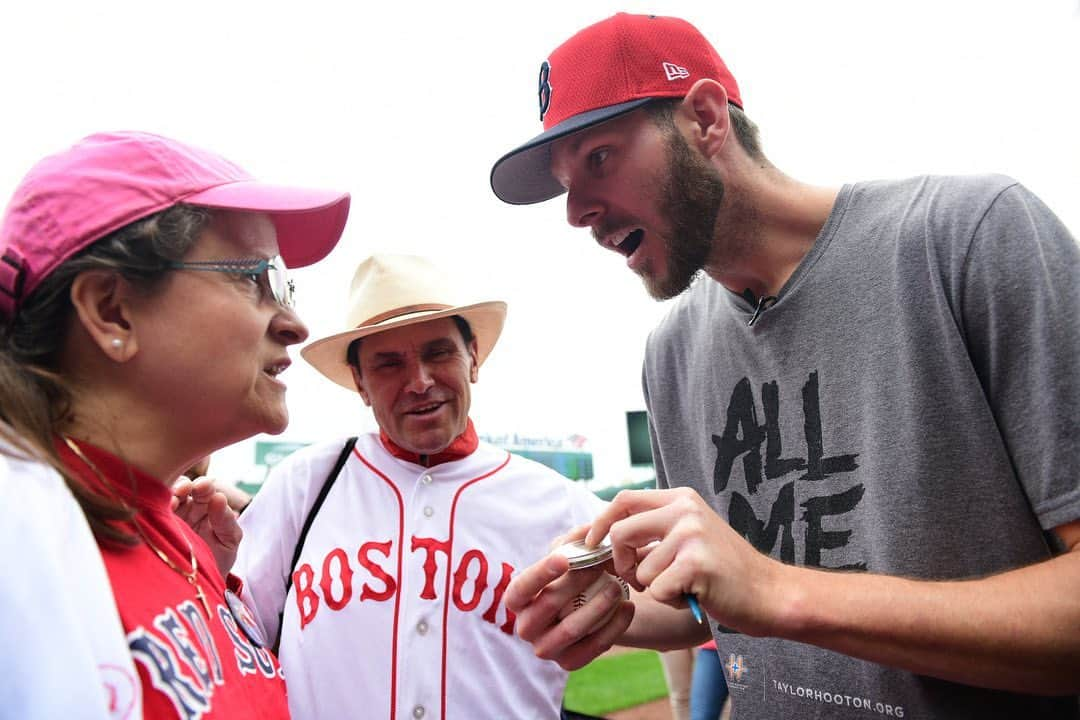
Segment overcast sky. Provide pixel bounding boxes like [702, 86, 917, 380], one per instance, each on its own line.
[3, 0, 1078, 485]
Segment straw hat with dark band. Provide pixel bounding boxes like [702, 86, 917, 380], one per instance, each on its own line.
[301, 254, 507, 391]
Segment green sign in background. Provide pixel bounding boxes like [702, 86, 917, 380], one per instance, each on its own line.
[254, 440, 309, 467]
[240, 440, 310, 495]
[513, 449, 594, 480]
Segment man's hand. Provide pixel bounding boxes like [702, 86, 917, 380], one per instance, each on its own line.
[585, 487, 783, 638]
[172, 476, 243, 578]
[504, 551, 634, 670]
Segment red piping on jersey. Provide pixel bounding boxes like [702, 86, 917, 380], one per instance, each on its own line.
[440, 451, 512, 719]
[355, 447, 406, 720]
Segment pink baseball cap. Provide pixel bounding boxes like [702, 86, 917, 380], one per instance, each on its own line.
[490, 13, 741, 205]
[0, 131, 351, 319]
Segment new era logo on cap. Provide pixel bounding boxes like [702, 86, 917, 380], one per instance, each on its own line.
[663, 62, 690, 81]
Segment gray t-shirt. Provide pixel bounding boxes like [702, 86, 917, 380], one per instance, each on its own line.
[642, 175, 1080, 719]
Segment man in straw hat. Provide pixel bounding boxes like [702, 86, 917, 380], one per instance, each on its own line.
[489, 11, 1080, 720]
[231, 254, 615, 720]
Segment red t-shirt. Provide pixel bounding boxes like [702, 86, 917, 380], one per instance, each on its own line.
[59, 439, 289, 720]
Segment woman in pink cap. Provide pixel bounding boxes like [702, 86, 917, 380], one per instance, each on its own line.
[0, 131, 349, 719]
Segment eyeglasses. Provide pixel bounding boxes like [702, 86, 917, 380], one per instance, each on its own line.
[164, 256, 296, 308]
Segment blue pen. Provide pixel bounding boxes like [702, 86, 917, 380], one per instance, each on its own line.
[685, 593, 705, 624]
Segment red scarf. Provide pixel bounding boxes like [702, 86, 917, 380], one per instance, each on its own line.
[379, 418, 479, 467]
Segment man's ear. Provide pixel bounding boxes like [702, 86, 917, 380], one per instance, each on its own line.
[349, 364, 372, 406]
[468, 338, 480, 383]
[678, 78, 731, 159]
[68, 270, 137, 361]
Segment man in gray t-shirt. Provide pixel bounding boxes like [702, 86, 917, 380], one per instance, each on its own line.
[489, 12, 1079, 720]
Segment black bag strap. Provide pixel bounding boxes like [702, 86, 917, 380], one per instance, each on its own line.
[272, 436, 357, 653]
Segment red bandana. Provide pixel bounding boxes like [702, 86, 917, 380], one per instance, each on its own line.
[379, 418, 479, 467]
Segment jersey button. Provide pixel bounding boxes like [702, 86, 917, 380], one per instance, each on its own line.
[412, 705, 425, 719]
[421, 474, 433, 485]
[416, 620, 429, 635]
[423, 506, 434, 517]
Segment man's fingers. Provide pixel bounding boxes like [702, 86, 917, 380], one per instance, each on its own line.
[525, 572, 623, 657]
[173, 497, 202, 526]
[533, 576, 624, 655]
[551, 601, 635, 671]
[504, 553, 571, 613]
[584, 488, 689, 547]
[530, 576, 635, 669]
[634, 537, 678, 591]
[172, 477, 195, 501]
[605, 507, 683, 588]
[511, 566, 605, 645]
[612, 498, 695, 548]
[548, 524, 589, 551]
[186, 477, 218, 501]
[210, 494, 242, 544]
[584, 490, 651, 547]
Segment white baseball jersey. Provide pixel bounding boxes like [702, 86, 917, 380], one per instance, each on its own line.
[235, 433, 607, 720]
[0, 443, 141, 719]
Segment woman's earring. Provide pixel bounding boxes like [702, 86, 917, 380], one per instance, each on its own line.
[110, 338, 123, 350]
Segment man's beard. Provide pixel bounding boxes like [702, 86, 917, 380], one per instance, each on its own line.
[643, 128, 727, 300]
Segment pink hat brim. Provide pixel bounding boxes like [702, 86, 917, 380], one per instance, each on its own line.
[186, 181, 350, 268]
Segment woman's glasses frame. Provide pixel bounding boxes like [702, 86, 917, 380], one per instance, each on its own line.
[164, 256, 295, 308]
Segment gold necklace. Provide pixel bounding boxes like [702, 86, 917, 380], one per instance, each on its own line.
[62, 436, 212, 618]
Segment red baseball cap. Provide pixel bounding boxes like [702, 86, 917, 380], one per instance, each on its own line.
[490, 13, 741, 205]
[0, 131, 351, 319]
